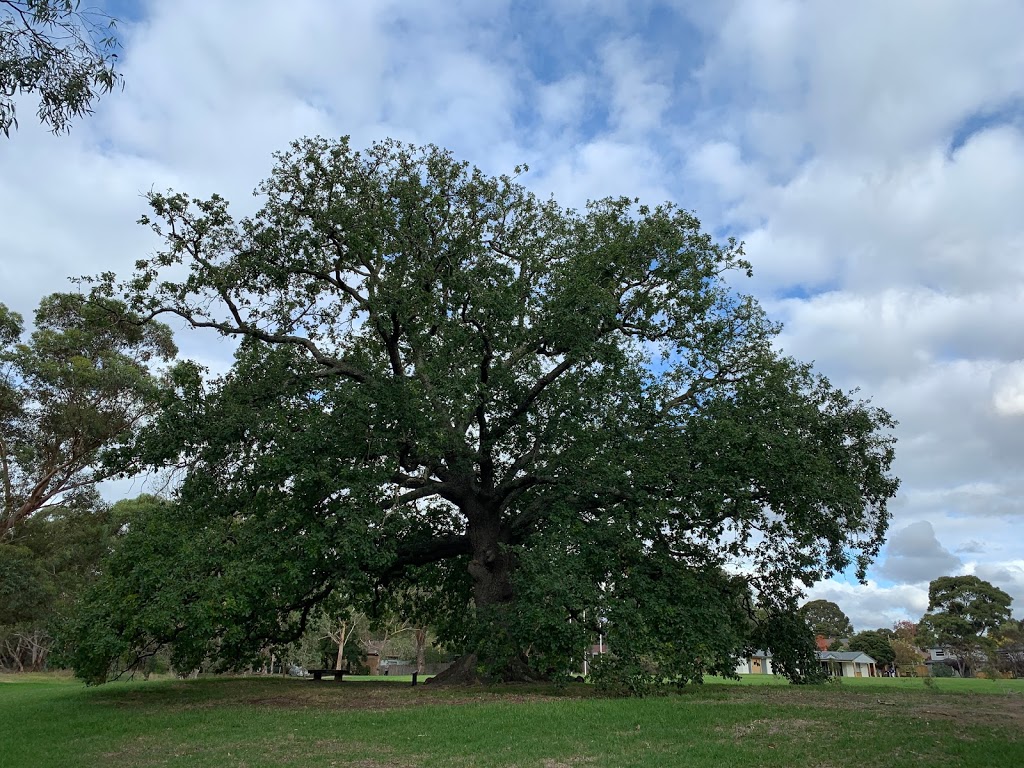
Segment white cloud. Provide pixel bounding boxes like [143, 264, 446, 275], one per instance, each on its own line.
[535, 75, 589, 130]
[992, 362, 1024, 416]
[878, 521, 962, 584]
[600, 37, 674, 138]
[806, 579, 930, 633]
[697, 0, 1024, 160]
[686, 141, 762, 205]
[532, 139, 674, 209]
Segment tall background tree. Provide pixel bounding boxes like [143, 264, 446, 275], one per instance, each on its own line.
[847, 630, 895, 667]
[0, 293, 176, 540]
[799, 599, 855, 639]
[993, 619, 1024, 678]
[0, 490, 112, 670]
[918, 575, 1013, 677]
[0, 0, 122, 136]
[0, 292, 173, 670]
[71, 137, 899, 690]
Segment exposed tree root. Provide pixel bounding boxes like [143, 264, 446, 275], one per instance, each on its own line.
[426, 653, 483, 686]
[426, 653, 551, 686]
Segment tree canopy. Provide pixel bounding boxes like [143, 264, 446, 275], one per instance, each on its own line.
[799, 599, 854, 639]
[847, 629, 895, 666]
[0, 293, 175, 540]
[993, 619, 1024, 678]
[0, 0, 123, 136]
[918, 575, 1013, 676]
[0, 490, 112, 670]
[892, 619, 917, 642]
[0, 292, 172, 669]
[72, 136, 900, 690]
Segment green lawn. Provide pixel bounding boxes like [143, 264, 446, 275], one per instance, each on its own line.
[1, 673, 1022, 767]
[711, 673, 1024, 692]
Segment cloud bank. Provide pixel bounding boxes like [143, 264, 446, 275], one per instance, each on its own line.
[2, 0, 1022, 629]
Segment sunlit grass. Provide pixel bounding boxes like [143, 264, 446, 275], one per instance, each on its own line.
[713, 673, 1024, 693]
[1, 673, 1021, 767]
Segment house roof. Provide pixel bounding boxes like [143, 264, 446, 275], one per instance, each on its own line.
[817, 651, 876, 664]
[741, 650, 877, 664]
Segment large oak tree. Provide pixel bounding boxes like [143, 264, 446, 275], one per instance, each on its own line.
[74, 137, 899, 688]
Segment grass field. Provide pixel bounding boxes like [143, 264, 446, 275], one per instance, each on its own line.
[1, 673, 1022, 767]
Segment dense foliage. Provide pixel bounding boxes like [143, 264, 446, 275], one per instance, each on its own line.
[799, 599, 854, 639]
[0, 293, 175, 539]
[72, 137, 899, 689]
[993, 619, 1024, 678]
[0, 293, 172, 671]
[848, 630, 896, 666]
[919, 575, 1013, 676]
[0, 492, 112, 670]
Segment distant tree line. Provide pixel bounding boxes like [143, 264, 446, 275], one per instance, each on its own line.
[800, 576, 1020, 678]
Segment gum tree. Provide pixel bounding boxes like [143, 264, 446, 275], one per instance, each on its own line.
[0, 0, 122, 136]
[75, 137, 899, 688]
[919, 575, 1013, 677]
[0, 294, 175, 540]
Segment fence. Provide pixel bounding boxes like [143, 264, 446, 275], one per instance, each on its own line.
[378, 662, 452, 676]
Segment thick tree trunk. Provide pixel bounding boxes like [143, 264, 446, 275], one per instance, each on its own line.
[429, 505, 545, 685]
[466, 509, 515, 610]
[427, 652, 480, 685]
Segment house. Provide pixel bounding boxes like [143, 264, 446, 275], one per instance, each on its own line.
[581, 635, 608, 676]
[817, 651, 877, 677]
[996, 644, 1024, 678]
[924, 647, 991, 677]
[735, 650, 774, 675]
[923, 647, 959, 675]
[734, 649, 877, 677]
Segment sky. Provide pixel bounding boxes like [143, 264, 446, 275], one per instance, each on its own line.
[2, 0, 1023, 631]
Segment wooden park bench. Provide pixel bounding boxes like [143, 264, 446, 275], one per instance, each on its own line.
[307, 667, 348, 682]
[307, 666, 422, 685]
